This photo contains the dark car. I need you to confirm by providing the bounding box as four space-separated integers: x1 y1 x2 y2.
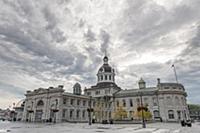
185 120 192 127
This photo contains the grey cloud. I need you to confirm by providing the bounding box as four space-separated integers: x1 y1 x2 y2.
100 30 110 53
0 81 25 96
84 28 96 42
118 0 200 53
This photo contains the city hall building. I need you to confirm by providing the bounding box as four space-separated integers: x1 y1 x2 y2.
22 55 190 123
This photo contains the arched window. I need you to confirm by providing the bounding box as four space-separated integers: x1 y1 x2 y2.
123 99 126 107
129 99 133 107
76 110 80 118
153 110 159 118
37 100 44 106
168 110 174 119
82 110 85 118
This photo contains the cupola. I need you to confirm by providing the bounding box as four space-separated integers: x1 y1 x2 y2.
73 83 82 95
138 78 146 89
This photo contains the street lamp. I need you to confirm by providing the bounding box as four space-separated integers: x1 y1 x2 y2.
138 78 146 128
87 96 93 125
139 92 146 128
155 90 162 122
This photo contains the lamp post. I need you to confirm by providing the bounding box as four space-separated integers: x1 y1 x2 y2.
139 92 146 128
138 78 146 128
155 90 162 122
87 96 93 125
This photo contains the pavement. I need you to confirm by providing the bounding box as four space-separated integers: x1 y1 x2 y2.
0 121 199 133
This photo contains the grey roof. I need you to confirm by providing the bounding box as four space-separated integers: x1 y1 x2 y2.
160 83 184 87
90 82 121 90
63 92 90 99
115 87 158 97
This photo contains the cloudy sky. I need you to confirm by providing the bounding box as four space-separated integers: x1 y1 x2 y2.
0 0 200 109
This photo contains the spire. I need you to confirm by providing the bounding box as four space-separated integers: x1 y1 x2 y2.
105 49 107 57
103 49 108 64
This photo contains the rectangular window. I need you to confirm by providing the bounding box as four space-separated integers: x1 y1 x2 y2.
168 110 174 119
82 110 85 118
87 92 91 96
63 98 67 104
105 75 107 80
123 99 126 107
76 110 80 118
70 110 73 118
95 91 100 95
109 75 111 80
83 100 86 106
70 99 74 105
62 109 66 117
129 99 133 107
169 114 174 119
77 100 80 106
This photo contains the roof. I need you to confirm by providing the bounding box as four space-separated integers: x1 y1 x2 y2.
98 64 113 73
115 87 158 97
90 82 121 90
63 92 91 99
160 83 184 87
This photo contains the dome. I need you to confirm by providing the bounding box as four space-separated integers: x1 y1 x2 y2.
97 55 115 84
103 56 108 62
98 64 113 73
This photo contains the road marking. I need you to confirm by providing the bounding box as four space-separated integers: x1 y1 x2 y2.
172 129 181 133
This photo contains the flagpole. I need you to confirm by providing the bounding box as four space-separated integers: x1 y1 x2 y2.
172 64 178 83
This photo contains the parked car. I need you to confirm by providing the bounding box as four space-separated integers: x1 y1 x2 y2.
185 120 192 127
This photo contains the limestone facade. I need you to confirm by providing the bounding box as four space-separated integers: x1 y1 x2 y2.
22 56 189 123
